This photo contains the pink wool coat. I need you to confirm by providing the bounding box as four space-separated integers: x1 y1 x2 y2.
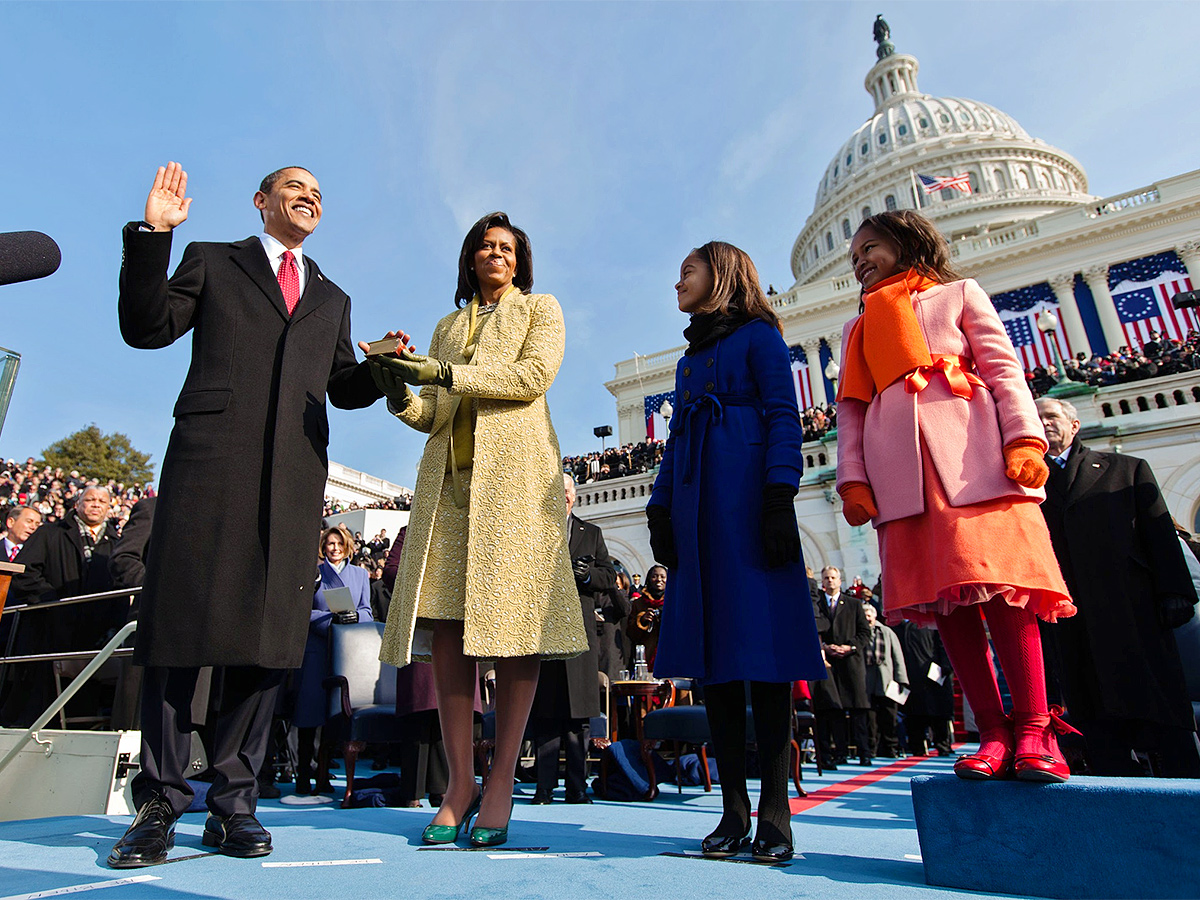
835 278 1045 525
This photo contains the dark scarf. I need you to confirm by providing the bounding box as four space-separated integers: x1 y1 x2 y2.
683 309 749 356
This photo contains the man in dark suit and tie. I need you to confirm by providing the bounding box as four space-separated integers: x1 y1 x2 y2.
108 163 383 867
816 565 872 765
1036 397 1199 777
2 505 42 561
529 475 616 803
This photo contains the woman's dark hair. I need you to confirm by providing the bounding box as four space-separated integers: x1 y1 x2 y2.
692 241 783 335
855 210 961 285
455 211 533 307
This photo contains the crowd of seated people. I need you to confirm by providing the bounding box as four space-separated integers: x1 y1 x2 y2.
801 404 837 441
1 458 152 533
322 492 412 516
1025 330 1200 397
562 441 665 483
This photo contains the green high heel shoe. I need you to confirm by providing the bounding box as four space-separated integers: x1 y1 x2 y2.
421 790 481 845
469 801 512 848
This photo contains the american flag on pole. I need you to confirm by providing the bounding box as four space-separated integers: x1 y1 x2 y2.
788 344 815 410
918 173 972 195
1109 251 1197 348
991 282 1071 370
643 390 675 441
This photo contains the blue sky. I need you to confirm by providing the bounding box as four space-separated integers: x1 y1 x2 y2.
2 1 1198 489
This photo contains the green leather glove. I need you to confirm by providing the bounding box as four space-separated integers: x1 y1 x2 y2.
373 348 453 388
367 356 413 403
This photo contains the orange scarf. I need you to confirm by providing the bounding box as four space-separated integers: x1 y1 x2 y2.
837 269 939 403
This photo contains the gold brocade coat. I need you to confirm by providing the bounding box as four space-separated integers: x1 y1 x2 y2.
379 291 587 666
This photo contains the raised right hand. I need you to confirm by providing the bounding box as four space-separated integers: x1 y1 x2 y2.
144 162 192 231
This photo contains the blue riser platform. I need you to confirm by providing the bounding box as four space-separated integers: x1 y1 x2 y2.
911 773 1200 899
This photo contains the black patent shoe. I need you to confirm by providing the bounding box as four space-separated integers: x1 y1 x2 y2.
751 834 794 864
530 791 553 805
564 792 592 804
700 830 751 858
108 795 178 868
202 813 273 858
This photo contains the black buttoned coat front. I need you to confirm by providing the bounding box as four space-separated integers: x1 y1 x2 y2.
118 226 380 668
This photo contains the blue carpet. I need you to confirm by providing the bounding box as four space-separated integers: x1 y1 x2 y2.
0 755 1058 900
911 773 1200 899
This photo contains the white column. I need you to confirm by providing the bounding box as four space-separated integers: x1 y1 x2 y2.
1082 264 1127 353
803 338 828 406
617 401 643 445
1048 272 1091 358
1177 241 1200 286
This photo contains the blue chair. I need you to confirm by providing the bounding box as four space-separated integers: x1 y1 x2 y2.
322 622 401 807
640 680 819 798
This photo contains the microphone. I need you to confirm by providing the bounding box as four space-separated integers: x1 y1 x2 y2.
0 232 62 286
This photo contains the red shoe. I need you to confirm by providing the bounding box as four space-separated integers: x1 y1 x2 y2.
1013 708 1078 783
954 715 1013 781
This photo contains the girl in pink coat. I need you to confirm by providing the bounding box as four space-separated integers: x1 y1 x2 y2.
835 210 1076 782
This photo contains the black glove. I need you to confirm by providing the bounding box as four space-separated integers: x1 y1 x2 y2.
333 610 359 625
572 556 592 584
761 482 800 568
1158 593 1196 629
645 504 678 569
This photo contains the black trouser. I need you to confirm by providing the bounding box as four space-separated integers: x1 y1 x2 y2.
396 709 449 802
532 716 590 797
133 665 284 818
868 696 900 756
1075 717 1200 778
904 714 953 756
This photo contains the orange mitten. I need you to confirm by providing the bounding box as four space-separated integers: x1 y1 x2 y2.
838 481 878 526
1004 437 1049 489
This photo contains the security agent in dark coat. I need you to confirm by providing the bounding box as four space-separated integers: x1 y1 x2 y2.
893 620 955 756
815 566 872 764
108 164 383 868
1036 398 1199 777
2 488 121 727
529 476 616 802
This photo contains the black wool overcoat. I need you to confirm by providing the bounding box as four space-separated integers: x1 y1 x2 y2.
117 226 380 668
532 514 616 720
1039 438 1197 729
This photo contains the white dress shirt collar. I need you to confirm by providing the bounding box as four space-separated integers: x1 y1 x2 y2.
258 233 307 295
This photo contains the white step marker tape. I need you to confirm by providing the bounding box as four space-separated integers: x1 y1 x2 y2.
262 858 383 868
1 875 161 900
489 851 603 860
904 854 922 860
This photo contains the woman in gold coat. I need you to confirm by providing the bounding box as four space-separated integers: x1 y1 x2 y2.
365 212 585 848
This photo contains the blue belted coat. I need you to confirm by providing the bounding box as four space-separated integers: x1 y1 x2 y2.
648 319 825 686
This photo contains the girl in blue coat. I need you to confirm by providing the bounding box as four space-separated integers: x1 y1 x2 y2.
646 241 825 863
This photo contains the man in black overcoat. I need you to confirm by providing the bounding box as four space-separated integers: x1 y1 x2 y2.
108 163 382 867
529 475 616 803
1036 398 1199 777
815 566 872 765
2 486 121 727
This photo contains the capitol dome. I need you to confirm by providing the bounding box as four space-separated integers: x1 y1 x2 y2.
792 26 1095 285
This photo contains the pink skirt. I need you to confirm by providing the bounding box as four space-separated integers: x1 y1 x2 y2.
879 441 1074 627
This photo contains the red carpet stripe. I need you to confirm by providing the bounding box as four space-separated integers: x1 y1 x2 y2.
789 755 932 814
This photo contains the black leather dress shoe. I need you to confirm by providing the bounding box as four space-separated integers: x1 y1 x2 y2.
257 782 282 800
564 793 593 804
530 791 553 805
700 830 750 858
202 813 273 858
108 795 177 868
751 837 794 863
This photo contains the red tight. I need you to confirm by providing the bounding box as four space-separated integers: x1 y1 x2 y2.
933 596 1048 727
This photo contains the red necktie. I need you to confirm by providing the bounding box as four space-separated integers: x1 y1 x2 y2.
8 545 18 561
278 250 300 315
